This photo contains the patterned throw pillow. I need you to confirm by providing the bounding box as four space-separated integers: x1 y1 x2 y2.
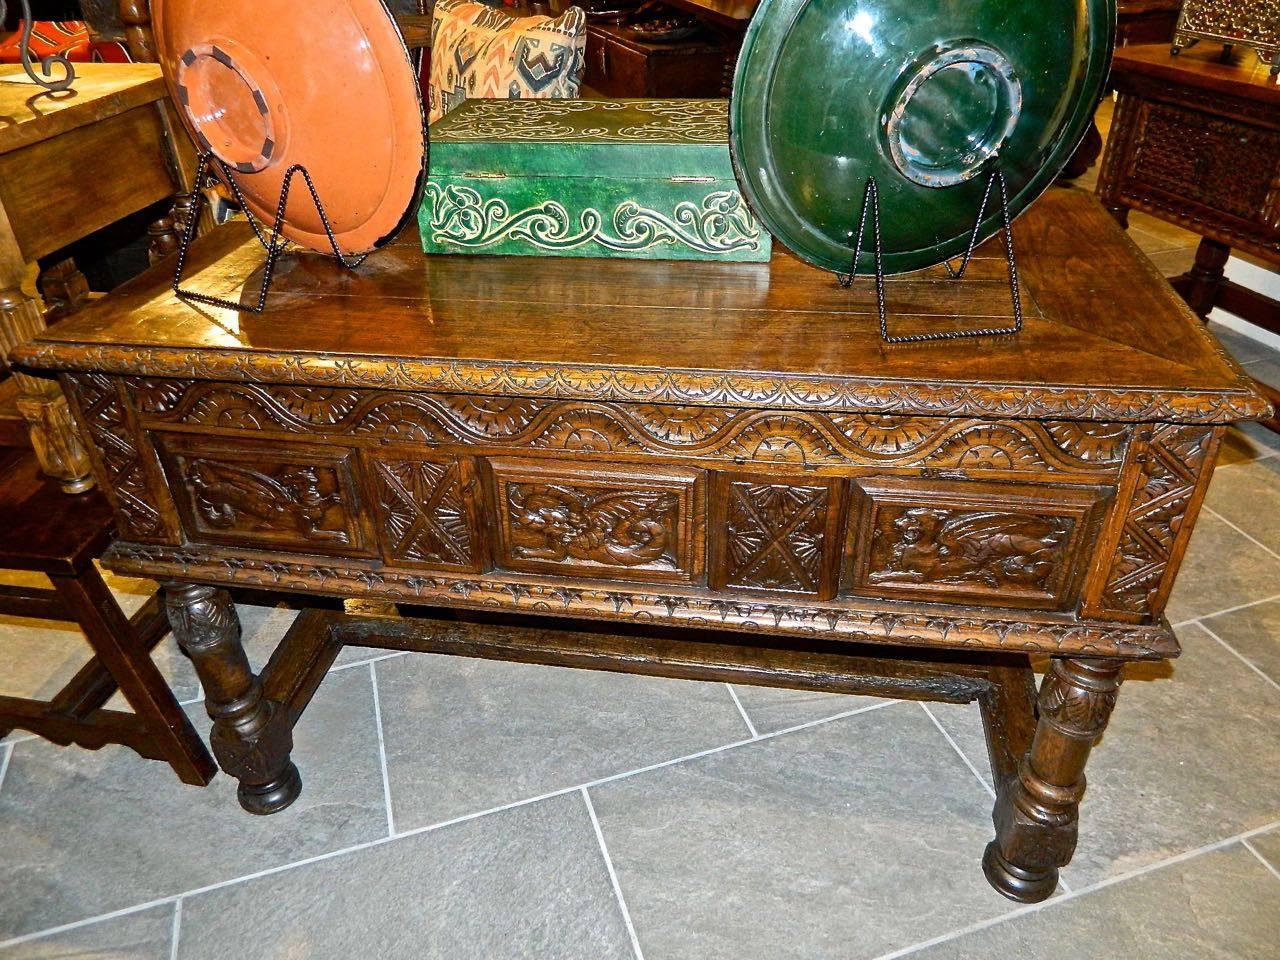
428 0 586 124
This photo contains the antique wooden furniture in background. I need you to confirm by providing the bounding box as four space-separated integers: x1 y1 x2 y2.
0 446 214 783
1061 0 1184 181
12 190 1268 903
1097 43 1280 429
583 19 727 98
0 62 197 491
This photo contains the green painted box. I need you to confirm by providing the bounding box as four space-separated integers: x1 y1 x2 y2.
419 98 771 262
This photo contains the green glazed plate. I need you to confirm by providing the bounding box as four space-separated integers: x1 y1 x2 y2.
730 0 1116 274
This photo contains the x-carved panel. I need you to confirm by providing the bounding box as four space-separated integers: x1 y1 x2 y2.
714 476 844 597
370 454 479 570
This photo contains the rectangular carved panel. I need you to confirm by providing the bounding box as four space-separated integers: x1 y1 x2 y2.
709 473 846 599
846 478 1109 610
367 450 484 571
156 434 375 556
65 373 178 543
490 458 703 583
1093 424 1219 620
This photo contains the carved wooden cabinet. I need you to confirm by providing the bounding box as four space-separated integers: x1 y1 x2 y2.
12 190 1268 905
1098 43 1280 338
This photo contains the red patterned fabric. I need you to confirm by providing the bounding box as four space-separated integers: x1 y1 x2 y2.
0 21 133 65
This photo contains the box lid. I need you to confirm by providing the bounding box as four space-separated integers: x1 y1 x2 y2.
428 98 737 180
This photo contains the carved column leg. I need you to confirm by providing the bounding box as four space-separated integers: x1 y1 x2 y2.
164 582 301 814
1182 237 1230 320
984 657 1124 903
0 286 94 492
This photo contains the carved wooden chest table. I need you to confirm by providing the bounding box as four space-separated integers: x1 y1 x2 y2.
11 190 1269 904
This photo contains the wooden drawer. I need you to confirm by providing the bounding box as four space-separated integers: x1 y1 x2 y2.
845 478 1110 610
155 433 376 557
1123 98 1280 228
489 457 704 583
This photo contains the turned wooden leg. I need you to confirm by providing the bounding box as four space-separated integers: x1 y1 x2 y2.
0 286 94 492
148 192 202 264
984 657 1123 903
1106 203 1130 229
164 582 301 814
1181 237 1230 320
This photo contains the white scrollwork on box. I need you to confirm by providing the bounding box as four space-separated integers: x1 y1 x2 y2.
426 182 765 253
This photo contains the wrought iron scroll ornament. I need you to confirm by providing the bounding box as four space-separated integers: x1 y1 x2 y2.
172 151 372 314
0 0 76 91
837 162 1024 345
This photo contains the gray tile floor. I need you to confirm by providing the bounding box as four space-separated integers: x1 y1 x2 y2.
2 108 1280 959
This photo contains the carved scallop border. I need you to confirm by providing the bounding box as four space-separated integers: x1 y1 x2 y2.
14 342 1269 425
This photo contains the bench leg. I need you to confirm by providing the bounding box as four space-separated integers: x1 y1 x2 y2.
984 657 1124 902
50 568 215 786
164 581 300 814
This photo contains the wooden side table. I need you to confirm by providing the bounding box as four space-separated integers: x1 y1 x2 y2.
0 446 215 784
1098 42 1280 428
0 63 197 493
11 190 1269 902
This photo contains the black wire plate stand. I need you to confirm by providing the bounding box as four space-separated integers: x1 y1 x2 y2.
837 164 1024 345
172 151 371 314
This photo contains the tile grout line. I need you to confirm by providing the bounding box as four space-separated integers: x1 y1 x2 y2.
0 698 907 951
917 703 995 802
1171 591 1280 630
869 820 1280 960
1202 505 1280 561
168 899 182 960
327 649 411 676
1242 839 1280 884
1197 621 1280 693
369 660 397 837
582 788 647 960
723 684 760 739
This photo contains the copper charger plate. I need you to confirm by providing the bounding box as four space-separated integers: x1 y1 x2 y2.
154 0 427 256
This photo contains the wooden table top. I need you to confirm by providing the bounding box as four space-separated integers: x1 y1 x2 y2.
0 63 166 154
12 189 1269 425
1113 43 1280 101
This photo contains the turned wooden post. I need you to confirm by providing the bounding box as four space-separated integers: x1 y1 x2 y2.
984 657 1124 902
1183 237 1231 320
164 582 302 814
117 0 158 63
0 285 94 492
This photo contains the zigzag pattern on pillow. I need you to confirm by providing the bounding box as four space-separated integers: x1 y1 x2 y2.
428 0 585 123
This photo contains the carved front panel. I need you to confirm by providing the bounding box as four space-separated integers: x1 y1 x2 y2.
156 434 375 556
367 451 483 571
125 379 1133 476
710 474 846 598
847 479 1108 609
490 459 703 582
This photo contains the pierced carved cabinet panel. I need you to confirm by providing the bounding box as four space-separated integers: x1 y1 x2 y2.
489 458 704 583
155 434 376 557
846 479 1110 610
